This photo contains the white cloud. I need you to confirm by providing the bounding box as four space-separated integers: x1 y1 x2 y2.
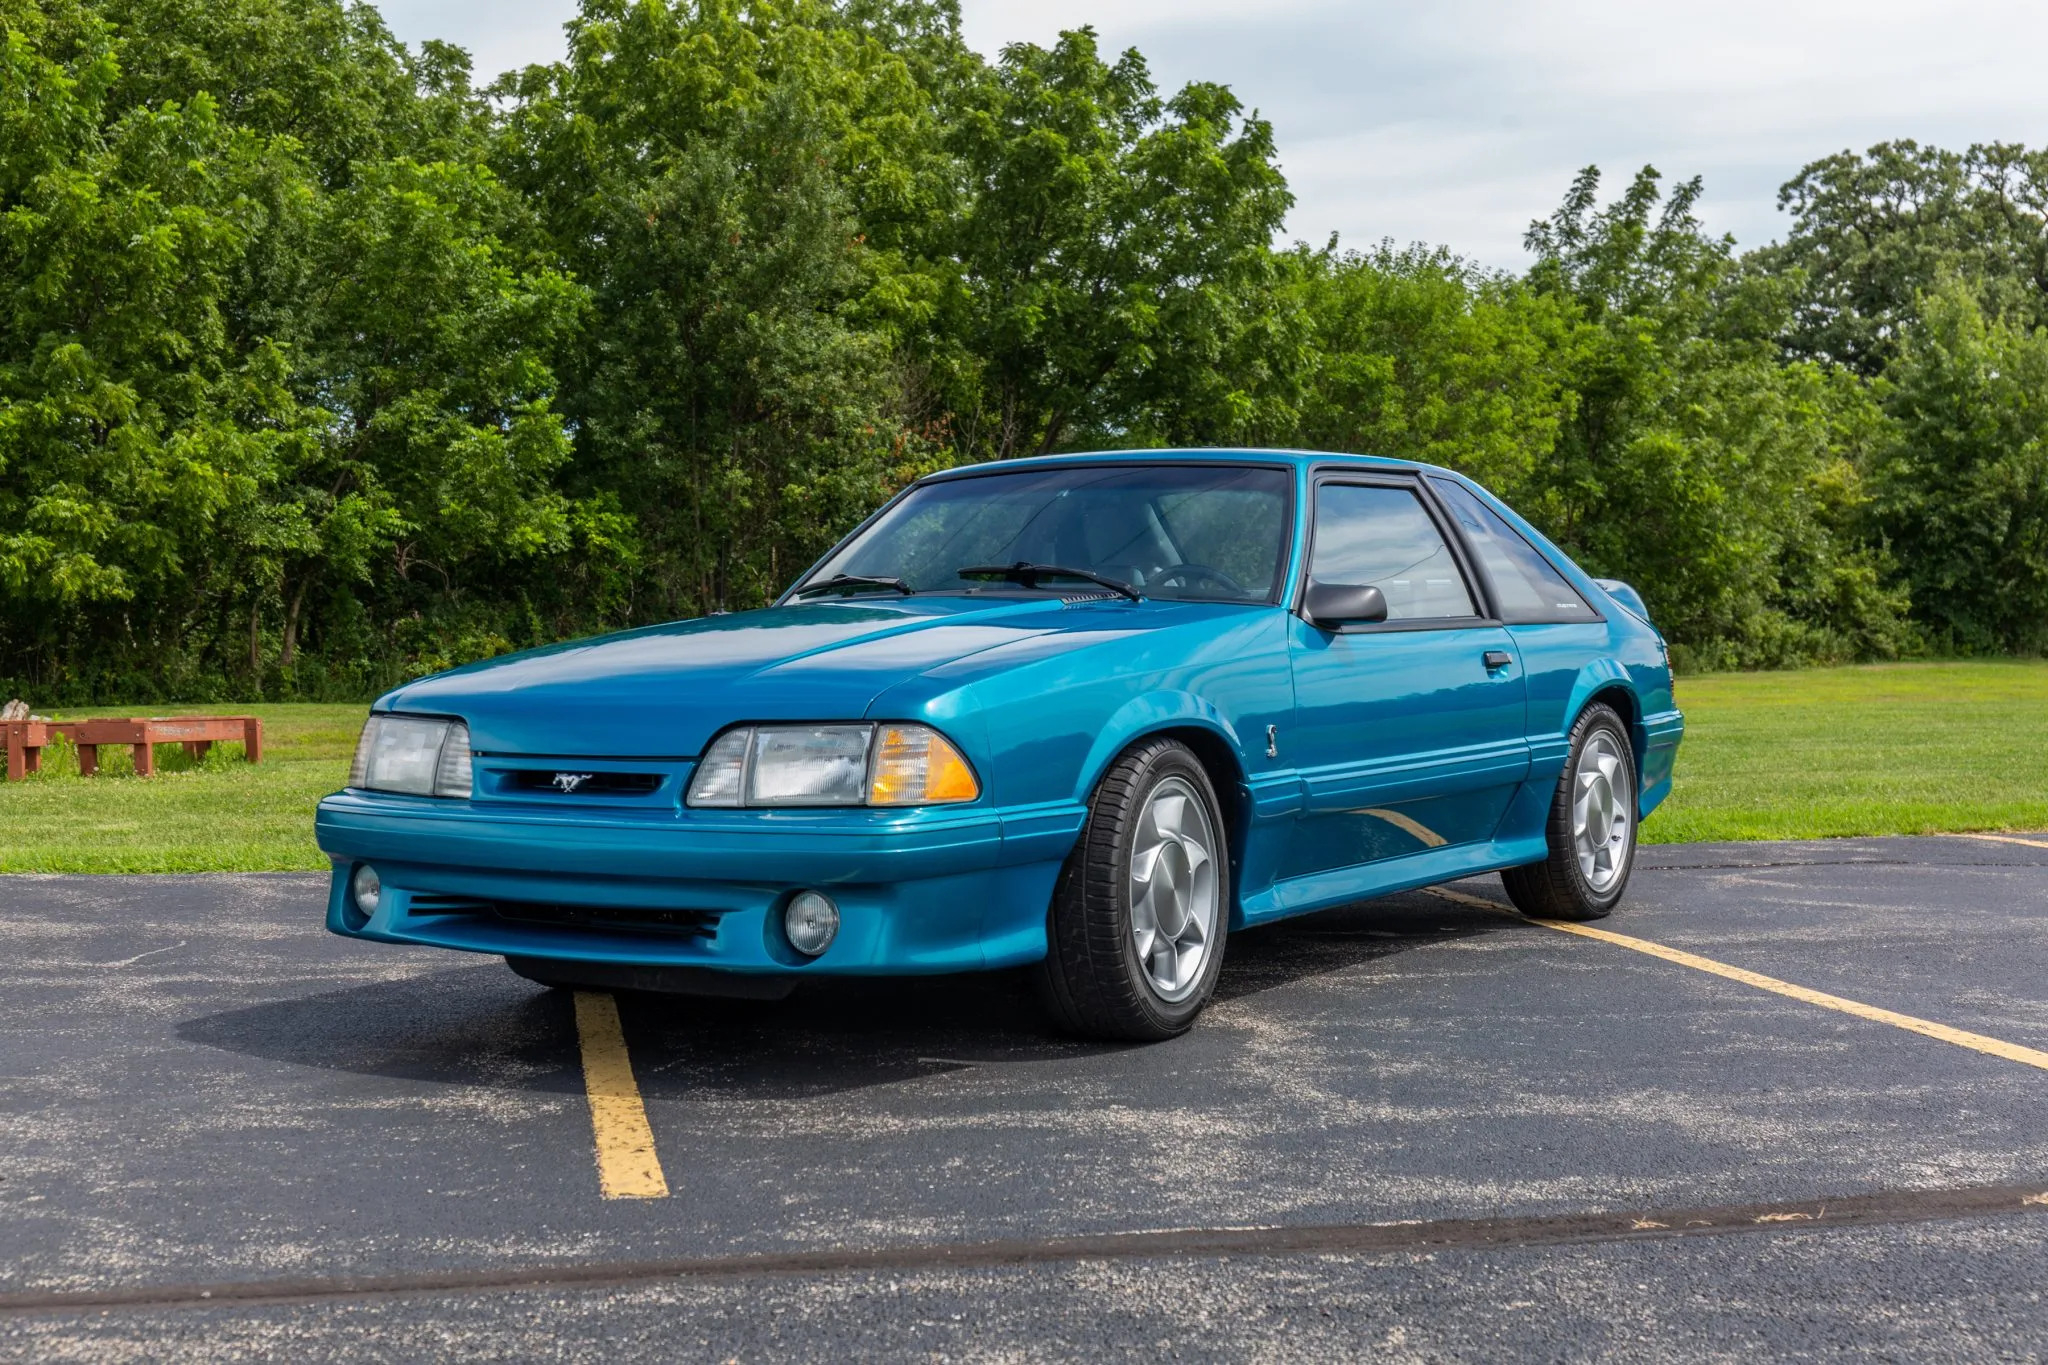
377 0 578 81
375 0 2048 267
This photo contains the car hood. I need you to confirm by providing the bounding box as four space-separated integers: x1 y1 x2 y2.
378 596 1147 758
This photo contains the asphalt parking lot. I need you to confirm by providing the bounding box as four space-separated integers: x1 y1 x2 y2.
4 833 2048 1361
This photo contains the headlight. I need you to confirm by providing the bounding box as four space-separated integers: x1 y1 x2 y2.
687 723 979 809
349 714 473 797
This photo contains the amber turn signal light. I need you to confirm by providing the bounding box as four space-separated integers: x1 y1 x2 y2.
868 724 980 806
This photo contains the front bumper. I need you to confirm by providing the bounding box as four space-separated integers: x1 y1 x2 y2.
315 791 1084 976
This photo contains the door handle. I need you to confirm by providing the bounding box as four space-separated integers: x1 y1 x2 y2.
1483 649 1513 671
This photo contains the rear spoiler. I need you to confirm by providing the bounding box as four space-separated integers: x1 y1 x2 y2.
1592 578 1652 626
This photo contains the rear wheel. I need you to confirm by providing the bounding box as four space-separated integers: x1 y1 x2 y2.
1035 738 1230 1041
1501 703 1637 921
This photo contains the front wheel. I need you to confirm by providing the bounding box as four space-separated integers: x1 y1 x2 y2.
1035 738 1230 1041
1502 703 1638 921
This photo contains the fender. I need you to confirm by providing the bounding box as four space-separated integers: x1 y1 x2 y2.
1561 658 1637 743
987 689 1258 880
1073 690 1251 805
1559 659 1667 815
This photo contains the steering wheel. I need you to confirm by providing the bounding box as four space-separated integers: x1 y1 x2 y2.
1153 563 1250 597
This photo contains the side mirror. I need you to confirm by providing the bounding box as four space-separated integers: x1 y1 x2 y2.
1303 580 1388 630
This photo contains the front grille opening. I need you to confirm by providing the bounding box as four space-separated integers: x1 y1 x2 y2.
503 770 664 797
492 902 720 940
409 893 492 915
408 894 720 941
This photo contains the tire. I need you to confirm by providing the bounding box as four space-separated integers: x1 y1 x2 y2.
1034 737 1231 1041
1501 703 1638 921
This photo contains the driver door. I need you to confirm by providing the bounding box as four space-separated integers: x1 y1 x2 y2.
1281 476 1530 878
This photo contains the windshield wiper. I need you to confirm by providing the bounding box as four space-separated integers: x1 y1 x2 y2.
790 574 915 599
955 562 1142 602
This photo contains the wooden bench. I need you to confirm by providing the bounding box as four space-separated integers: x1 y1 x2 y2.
3 716 263 780
2 721 54 780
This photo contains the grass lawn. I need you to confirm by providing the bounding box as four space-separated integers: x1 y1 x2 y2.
1648 660 2048 843
0 704 361 873
0 661 2042 871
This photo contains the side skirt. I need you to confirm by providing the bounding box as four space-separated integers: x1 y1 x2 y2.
1236 834 1549 928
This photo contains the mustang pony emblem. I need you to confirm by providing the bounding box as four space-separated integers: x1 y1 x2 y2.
549 772 596 794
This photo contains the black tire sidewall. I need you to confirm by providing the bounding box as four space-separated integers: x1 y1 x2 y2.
1555 706 1637 914
1102 744 1231 1033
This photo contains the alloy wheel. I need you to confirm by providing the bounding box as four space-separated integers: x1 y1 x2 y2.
1128 775 1220 1003
1573 728 1634 893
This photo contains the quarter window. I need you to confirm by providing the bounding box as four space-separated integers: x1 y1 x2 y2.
1428 478 1596 624
1309 484 1476 620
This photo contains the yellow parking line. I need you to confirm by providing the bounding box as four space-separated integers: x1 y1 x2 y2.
1955 832 2048 851
1425 886 2048 1074
573 991 670 1199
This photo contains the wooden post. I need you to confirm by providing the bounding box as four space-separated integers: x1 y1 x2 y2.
77 743 98 777
132 740 154 777
242 717 263 764
183 740 212 762
4 724 21 782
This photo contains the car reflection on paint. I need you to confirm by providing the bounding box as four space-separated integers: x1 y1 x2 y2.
317 450 1683 1040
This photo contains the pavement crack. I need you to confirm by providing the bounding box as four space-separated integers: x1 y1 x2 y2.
4 1181 2045 1319
94 941 189 968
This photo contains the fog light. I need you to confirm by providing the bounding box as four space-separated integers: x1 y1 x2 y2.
351 863 383 917
784 891 839 957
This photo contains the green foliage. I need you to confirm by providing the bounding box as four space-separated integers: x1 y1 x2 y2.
1875 281 2048 653
2 0 2046 700
1764 140 2048 375
492 0 952 618
1285 242 1575 496
939 28 1298 455
1517 166 1909 667
0 0 602 697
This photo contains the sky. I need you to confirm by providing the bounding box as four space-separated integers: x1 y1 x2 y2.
377 0 2048 270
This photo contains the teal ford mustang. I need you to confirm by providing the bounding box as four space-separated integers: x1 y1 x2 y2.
317 450 1683 1039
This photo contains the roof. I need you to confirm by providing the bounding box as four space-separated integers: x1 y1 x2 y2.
920 448 1445 482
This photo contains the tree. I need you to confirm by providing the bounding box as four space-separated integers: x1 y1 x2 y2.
1285 241 1576 498
1876 280 2048 653
0 0 604 695
1522 166 1906 665
97 0 476 187
1765 140 2048 375
940 27 1297 458
493 0 955 620
264 155 593 680
0 2 303 688
11 0 2048 697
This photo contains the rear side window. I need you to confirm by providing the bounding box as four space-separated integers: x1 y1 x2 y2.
1309 484 1476 620
1429 478 1597 624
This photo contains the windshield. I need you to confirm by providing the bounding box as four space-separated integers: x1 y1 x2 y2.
799 465 1294 603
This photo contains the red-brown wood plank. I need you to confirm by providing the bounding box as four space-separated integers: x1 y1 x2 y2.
14 717 265 778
